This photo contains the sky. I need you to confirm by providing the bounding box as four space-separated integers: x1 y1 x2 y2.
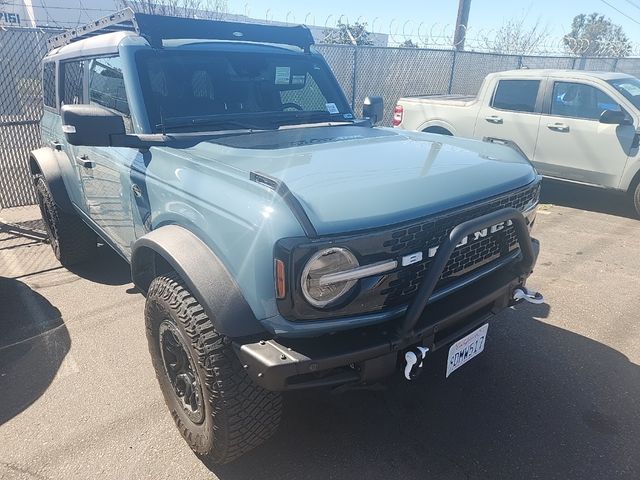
226 0 640 45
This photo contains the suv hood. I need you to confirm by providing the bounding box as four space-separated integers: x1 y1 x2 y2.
191 126 537 235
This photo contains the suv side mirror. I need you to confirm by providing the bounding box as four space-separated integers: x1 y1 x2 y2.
600 109 633 126
362 96 384 125
61 104 125 146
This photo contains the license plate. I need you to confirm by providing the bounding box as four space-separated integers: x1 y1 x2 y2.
446 324 489 378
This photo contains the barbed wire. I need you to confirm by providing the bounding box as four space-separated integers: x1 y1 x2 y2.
2 1 640 57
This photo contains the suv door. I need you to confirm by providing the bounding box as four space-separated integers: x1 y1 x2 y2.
534 79 636 187
76 56 138 255
473 78 543 161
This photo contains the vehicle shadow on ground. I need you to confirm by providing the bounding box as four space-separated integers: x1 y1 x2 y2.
0 277 70 426
208 302 640 480
66 245 132 286
540 178 637 220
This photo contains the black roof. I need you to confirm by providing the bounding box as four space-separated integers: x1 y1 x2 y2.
47 8 315 53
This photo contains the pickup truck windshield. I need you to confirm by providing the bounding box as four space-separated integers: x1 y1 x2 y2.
136 50 353 132
608 77 640 110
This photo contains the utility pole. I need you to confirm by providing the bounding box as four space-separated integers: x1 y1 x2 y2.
453 0 472 51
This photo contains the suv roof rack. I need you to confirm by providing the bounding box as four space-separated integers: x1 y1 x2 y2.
47 8 315 52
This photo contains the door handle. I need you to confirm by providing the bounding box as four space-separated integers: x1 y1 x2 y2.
76 154 94 169
547 123 570 132
485 115 503 124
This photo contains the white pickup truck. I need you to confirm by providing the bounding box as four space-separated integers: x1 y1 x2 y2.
394 69 640 216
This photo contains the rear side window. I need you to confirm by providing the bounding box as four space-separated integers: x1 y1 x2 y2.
492 80 540 113
88 57 130 116
62 60 85 105
43 62 56 108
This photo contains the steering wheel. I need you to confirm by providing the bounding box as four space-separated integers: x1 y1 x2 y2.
281 102 304 111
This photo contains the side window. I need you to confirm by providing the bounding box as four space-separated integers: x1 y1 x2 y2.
62 60 85 105
491 80 540 113
43 62 56 108
280 74 326 111
551 82 621 120
88 57 130 116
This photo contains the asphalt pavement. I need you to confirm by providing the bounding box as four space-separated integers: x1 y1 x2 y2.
1 180 639 480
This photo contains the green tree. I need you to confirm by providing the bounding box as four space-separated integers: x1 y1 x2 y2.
399 39 420 48
564 13 631 57
323 21 373 46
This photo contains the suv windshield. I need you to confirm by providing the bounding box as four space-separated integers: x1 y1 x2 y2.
607 77 640 110
136 49 353 133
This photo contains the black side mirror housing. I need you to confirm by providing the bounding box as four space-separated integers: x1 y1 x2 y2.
61 104 126 146
600 109 633 126
362 96 384 125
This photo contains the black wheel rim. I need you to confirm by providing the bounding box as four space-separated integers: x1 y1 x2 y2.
159 321 205 425
37 187 59 254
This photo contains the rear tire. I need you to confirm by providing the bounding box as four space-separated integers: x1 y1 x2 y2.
34 174 96 266
423 127 453 136
145 273 282 464
633 181 640 218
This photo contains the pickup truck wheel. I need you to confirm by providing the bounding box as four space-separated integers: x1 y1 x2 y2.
145 273 282 464
633 182 640 218
34 174 96 266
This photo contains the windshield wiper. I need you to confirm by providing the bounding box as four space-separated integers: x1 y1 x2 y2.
158 117 279 132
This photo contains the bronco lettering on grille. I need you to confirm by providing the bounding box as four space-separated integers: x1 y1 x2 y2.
424 220 514 259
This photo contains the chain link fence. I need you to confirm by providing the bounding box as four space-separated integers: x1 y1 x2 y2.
2 26 640 209
0 27 59 210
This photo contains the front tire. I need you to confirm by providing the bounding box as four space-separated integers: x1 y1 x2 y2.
34 174 96 266
145 273 282 464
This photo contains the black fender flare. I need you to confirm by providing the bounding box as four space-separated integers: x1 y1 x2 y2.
28 147 74 213
131 225 264 338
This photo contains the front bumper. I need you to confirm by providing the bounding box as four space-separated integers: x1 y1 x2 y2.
235 208 540 391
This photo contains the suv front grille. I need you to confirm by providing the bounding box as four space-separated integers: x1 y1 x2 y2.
277 181 540 321
378 184 539 307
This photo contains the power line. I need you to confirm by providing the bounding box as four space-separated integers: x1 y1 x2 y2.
622 0 640 11
599 0 640 25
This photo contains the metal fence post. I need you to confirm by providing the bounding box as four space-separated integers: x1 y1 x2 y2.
613 57 619 72
447 50 457 94
351 45 358 110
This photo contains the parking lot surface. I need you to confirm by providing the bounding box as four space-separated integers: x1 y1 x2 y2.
1 181 639 480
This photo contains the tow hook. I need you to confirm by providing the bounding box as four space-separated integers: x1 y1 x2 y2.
404 346 430 380
513 286 544 305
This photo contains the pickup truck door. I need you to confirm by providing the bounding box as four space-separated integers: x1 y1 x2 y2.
76 56 137 256
534 79 636 188
473 78 543 161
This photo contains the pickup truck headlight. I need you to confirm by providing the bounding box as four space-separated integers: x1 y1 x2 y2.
301 247 359 308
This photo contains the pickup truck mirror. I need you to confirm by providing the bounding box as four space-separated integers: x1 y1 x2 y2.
363 96 384 125
600 109 633 126
61 104 126 146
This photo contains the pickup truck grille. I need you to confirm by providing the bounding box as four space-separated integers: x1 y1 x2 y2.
379 183 539 307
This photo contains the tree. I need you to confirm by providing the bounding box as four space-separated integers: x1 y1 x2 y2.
478 17 550 55
399 39 420 49
563 13 631 57
117 0 228 20
323 21 374 46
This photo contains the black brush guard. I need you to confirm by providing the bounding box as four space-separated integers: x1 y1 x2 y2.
234 208 538 391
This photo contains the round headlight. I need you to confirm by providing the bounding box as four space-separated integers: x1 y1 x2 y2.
301 247 359 308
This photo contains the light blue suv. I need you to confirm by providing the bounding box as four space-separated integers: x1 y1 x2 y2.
32 10 542 463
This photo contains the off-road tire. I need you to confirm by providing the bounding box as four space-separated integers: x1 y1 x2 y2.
145 273 282 464
633 181 640 218
34 174 97 266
